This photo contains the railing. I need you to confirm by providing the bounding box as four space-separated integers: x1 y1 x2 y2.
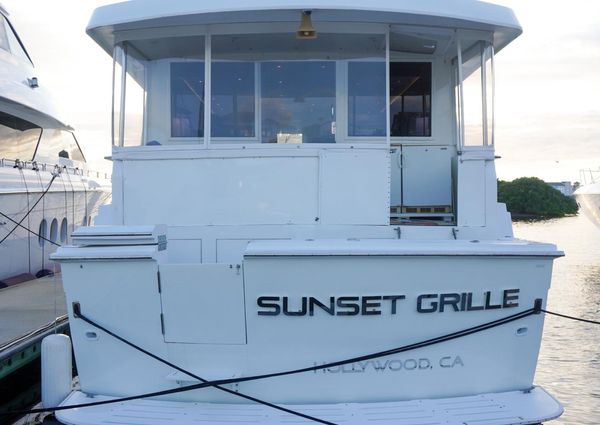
0 157 110 180
579 168 600 186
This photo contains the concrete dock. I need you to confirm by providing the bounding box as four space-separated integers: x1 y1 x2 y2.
0 275 67 379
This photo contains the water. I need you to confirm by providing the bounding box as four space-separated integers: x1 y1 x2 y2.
514 214 600 424
5 215 599 425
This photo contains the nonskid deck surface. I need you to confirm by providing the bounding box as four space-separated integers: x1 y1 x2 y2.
57 387 562 425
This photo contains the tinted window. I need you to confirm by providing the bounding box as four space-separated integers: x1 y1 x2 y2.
35 129 85 162
211 62 255 137
0 111 41 160
171 62 204 137
261 61 335 144
390 62 431 137
348 61 386 137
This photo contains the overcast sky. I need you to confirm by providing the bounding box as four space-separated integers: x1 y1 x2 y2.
3 0 600 182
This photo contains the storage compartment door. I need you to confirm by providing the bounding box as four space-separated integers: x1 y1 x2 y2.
159 264 246 344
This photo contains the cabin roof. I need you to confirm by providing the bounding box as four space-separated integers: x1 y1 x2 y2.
87 0 522 55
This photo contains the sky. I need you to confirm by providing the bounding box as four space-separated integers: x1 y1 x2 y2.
2 0 600 182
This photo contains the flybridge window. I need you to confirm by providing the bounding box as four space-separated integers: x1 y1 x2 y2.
348 61 386 137
456 41 494 147
209 32 385 144
261 61 335 144
171 62 205 137
114 33 389 146
35 129 85 162
112 37 205 146
211 61 254 138
390 63 431 137
0 111 41 160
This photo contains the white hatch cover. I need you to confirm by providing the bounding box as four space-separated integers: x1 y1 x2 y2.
57 386 562 425
70 224 167 247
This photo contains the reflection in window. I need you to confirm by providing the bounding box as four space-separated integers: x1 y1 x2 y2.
171 62 205 137
123 48 146 147
0 112 41 160
462 44 484 146
261 62 335 144
211 62 255 137
348 62 386 137
390 62 431 137
35 129 85 162
113 45 124 147
0 15 9 51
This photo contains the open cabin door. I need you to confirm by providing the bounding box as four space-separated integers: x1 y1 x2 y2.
390 145 454 222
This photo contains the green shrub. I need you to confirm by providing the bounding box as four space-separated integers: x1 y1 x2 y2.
498 177 578 218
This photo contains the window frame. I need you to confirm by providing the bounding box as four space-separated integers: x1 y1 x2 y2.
205 24 389 147
388 55 435 144
114 22 399 149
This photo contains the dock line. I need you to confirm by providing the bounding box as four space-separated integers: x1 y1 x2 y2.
3 304 597 421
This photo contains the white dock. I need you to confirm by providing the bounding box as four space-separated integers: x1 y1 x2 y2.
0 275 67 378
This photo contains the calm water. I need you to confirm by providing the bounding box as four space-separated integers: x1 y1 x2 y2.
514 214 600 424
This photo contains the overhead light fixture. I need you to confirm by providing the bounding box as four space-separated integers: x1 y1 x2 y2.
297 10 317 39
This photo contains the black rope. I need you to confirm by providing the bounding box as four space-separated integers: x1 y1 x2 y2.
69 305 335 425
0 172 58 246
4 305 597 420
1 304 541 420
0 211 60 247
541 308 600 325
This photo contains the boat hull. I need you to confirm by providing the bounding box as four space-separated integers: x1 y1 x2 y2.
56 238 559 405
0 165 111 281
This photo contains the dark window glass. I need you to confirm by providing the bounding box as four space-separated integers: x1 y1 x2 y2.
261 61 335 144
35 129 85 162
171 62 205 137
0 111 41 160
211 62 255 137
38 219 47 247
348 61 386 137
50 218 58 243
390 62 431 137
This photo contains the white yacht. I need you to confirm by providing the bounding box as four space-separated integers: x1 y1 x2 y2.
50 1 565 424
574 169 600 228
0 5 111 284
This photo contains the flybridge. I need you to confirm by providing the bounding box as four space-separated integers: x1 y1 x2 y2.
256 289 520 316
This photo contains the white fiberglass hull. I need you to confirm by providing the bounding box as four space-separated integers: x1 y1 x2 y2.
53 236 561 425
574 183 600 229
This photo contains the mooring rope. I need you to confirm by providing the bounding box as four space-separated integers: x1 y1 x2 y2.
2 302 598 423
1 302 542 422
0 211 60 247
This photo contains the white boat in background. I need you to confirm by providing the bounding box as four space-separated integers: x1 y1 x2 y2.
49 1 564 424
0 5 111 284
574 168 600 228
